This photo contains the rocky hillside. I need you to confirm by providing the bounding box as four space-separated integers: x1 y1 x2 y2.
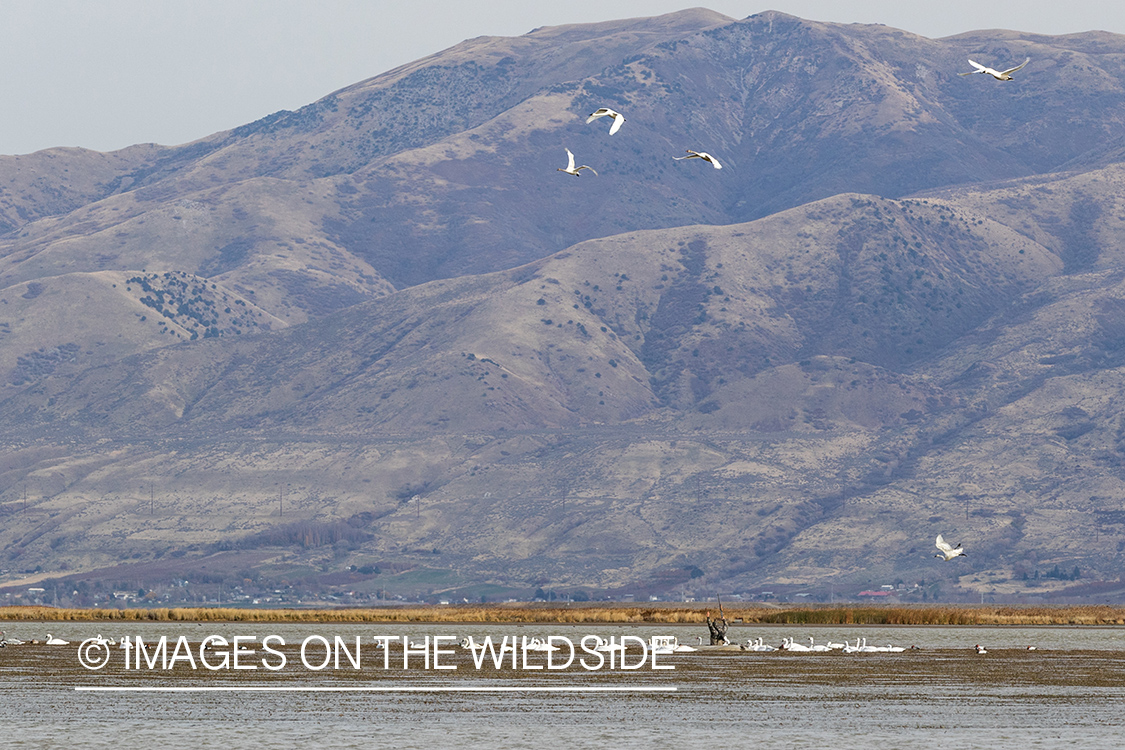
2 10 1125 602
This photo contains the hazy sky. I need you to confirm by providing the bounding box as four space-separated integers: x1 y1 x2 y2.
2 1 1122 156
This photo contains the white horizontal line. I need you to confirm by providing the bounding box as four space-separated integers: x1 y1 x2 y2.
74 685 677 693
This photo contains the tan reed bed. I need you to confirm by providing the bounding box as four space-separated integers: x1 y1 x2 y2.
2 604 1125 625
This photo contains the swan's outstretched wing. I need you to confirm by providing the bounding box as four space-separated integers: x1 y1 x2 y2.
935 534 956 554
564 148 576 171
608 112 625 135
1000 58 1030 76
960 59 987 76
579 165 598 176
586 107 612 124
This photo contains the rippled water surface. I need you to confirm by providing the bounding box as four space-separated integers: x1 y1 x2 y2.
2 623 1123 749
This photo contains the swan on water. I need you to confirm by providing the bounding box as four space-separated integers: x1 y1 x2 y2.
935 534 966 561
45 634 69 645
742 637 773 652
672 149 722 169
651 636 697 653
590 636 625 653
557 148 597 177
959 58 1029 81
586 107 626 135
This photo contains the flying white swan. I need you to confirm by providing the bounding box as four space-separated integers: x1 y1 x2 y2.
672 149 722 169
959 58 1030 81
586 107 626 135
557 148 597 177
935 534 966 561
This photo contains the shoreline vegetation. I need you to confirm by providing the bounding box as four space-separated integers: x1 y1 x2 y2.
2 604 1125 626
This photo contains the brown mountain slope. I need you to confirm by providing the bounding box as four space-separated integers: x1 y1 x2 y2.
4 12 1125 598
0 190 1059 435
0 270 283 388
5 12 1125 294
1 11 1123 406
0 145 166 234
317 14 1125 286
3 180 1114 594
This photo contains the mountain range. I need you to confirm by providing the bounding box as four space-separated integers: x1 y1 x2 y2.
3 8 1125 603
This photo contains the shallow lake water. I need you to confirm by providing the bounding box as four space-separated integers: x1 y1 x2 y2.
2 622 1123 748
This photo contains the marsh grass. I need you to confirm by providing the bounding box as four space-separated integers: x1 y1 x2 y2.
2 604 1124 625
